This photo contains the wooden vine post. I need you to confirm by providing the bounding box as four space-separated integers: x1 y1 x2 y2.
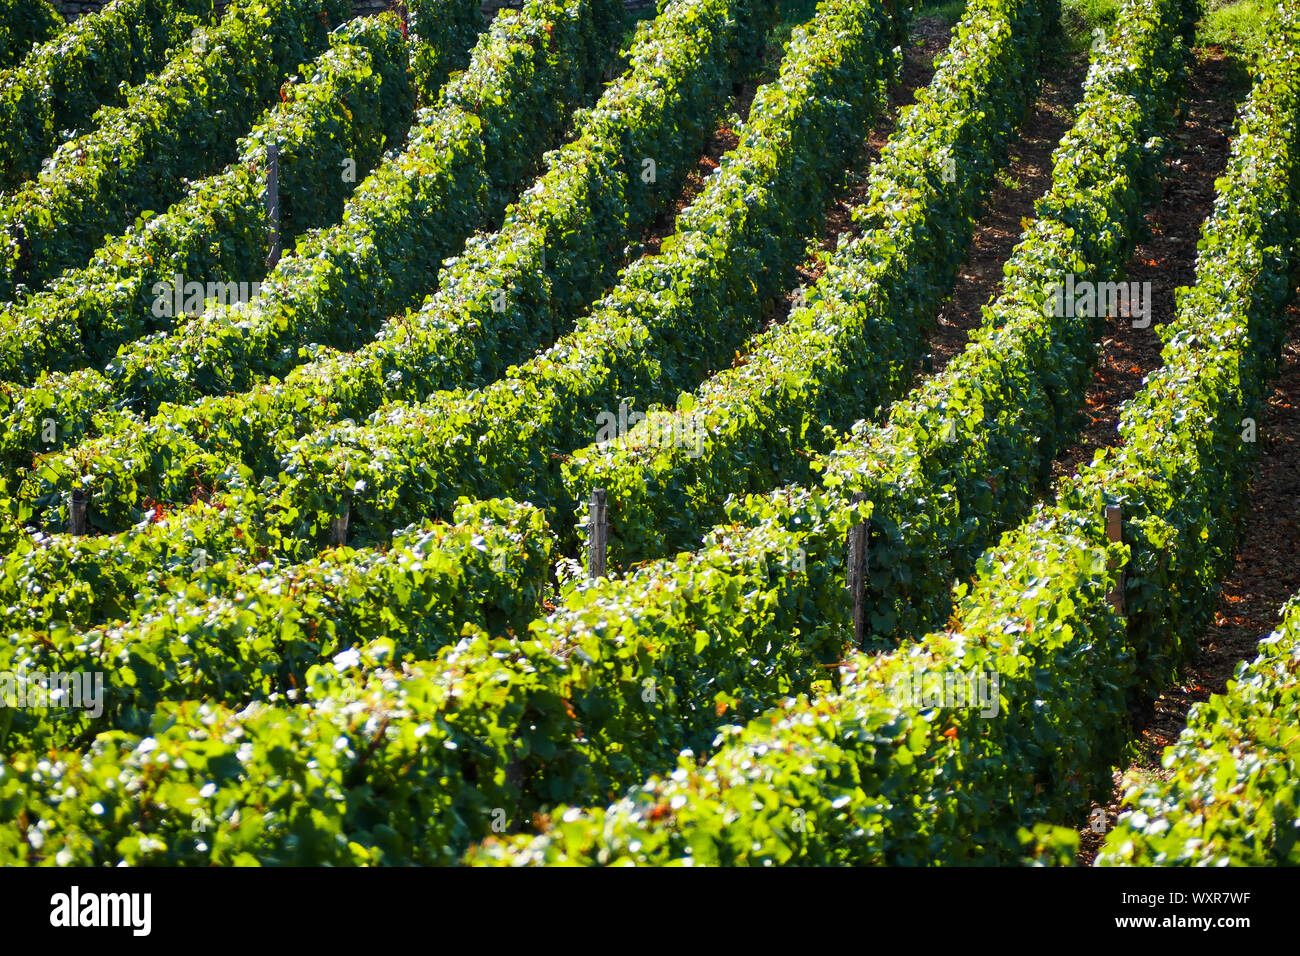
1106 503 1125 615
330 509 350 547
588 489 608 579
847 490 869 648
266 141 281 268
68 488 88 536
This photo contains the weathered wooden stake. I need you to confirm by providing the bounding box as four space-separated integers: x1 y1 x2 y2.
1106 503 1125 615
266 142 281 269
588 488 608 579
69 488 88 536
330 509 350 547
847 491 868 648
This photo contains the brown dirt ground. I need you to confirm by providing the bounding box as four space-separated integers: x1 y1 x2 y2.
1052 54 1241 482
639 90 752 257
924 49 1090 379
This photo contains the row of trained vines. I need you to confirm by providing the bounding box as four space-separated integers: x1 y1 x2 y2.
0 0 1296 870
465 0 1300 864
0 0 218 191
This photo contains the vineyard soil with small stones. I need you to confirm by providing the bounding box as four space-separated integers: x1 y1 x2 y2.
0 0 1296 869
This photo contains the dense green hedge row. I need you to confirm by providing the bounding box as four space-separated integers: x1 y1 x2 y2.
260 0 906 547
462 0 1300 865
0 0 621 521
1096 594 1300 865
0 11 422 387
0 0 62 68
406 0 484 103
466 521 1122 866
9 0 778 512
450 0 1195 863
561 0 1052 566
15 0 898 539
0 0 217 192
0 0 771 633
745 0 1190 647
0 492 287 635
0 497 551 752
1 0 1291 872
0 0 910 865
0 0 353 302
276 0 1175 588
1047 7 1300 706
0 499 855 864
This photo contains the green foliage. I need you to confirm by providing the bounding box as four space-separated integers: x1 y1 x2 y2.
562 0 1053 566
466 0 1300 865
0 0 216 191
1053 0 1300 698
1197 0 1269 58
0 12 419 386
0 498 552 753
0 490 286 635
0 0 353 301
1096 597 1300 865
785 0 1191 648
405 0 485 103
1060 0 1124 45
5 0 779 521
0 0 620 533
267 0 907 547
2 0 1296 872
0 0 62 68
9 0 898 541
0 0 911 865
467 524 1126 865
0 0 776 646
0 497 852 864
559 0 1190 674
